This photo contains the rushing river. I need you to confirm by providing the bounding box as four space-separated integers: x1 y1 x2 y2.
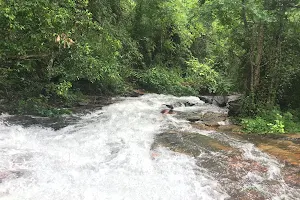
0 94 299 200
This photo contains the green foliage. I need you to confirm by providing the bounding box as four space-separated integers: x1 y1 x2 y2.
241 108 300 134
185 58 219 93
267 114 285 134
132 0 204 67
138 66 197 96
242 117 270 134
242 116 285 134
282 111 300 133
0 0 132 113
213 75 234 95
55 81 72 98
16 97 71 117
0 0 300 120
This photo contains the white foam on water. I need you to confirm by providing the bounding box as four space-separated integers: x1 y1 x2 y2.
195 132 300 200
0 94 228 200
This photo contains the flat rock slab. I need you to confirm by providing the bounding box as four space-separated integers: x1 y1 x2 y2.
152 131 234 157
176 111 228 125
3 96 117 130
227 133 300 187
4 115 81 130
238 134 300 166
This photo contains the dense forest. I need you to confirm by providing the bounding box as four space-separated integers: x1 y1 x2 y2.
0 0 300 133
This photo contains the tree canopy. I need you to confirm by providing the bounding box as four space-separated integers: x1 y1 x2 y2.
1 0 300 120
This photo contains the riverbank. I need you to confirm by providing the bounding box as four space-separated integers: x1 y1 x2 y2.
178 105 300 167
173 106 300 189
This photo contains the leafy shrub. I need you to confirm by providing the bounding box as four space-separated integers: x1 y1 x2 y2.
16 97 71 117
137 59 228 96
282 111 300 133
241 108 300 134
138 66 197 96
267 114 285 133
241 117 270 134
213 75 234 95
185 58 219 93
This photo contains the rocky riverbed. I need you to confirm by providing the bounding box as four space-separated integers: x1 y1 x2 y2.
153 101 300 196
1 94 299 199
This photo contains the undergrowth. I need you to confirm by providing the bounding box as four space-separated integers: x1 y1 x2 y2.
241 109 300 134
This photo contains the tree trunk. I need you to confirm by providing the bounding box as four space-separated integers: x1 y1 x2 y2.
248 23 264 95
253 24 264 90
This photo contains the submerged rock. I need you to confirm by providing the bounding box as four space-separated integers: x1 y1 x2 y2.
0 170 25 183
217 125 241 133
4 115 80 130
226 133 300 188
177 111 228 127
238 134 300 167
2 96 116 130
152 131 233 157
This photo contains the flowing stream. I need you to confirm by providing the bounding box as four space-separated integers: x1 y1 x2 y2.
0 94 299 200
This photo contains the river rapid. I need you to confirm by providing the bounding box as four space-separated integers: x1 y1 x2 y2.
0 94 299 200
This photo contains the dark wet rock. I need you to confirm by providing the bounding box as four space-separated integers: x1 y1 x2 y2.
127 89 145 97
177 111 228 126
200 153 269 179
191 123 216 131
282 166 300 187
196 152 282 200
217 125 241 133
0 170 25 183
199 94 242 116
77 101 89 106
160 109 175 114
226 155 268 173
199 95 229 107
4 115 81 130
3 96 116 130
184 102 195 107
237 133 300 166
279 134 300 144
226 94 243 116
228 99 242 116
152 131 233 157
164 101 196 109
193 123 241 133
233 189 266 200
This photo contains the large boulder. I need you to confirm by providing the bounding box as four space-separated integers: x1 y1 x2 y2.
227 95 242 116
199 95 228 107
128 89 145 97
199 94 242 116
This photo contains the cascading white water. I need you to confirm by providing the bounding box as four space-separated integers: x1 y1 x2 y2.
0 94 299 200
0 94 228 200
